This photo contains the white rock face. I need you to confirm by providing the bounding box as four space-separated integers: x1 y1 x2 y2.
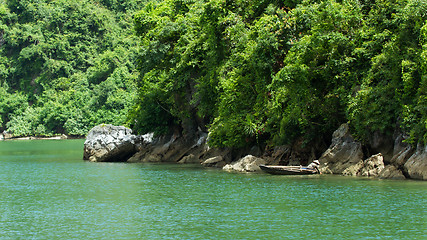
342 153 385 177
223 155 266 172
83 124 141 162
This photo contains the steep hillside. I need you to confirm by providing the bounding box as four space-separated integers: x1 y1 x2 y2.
0 0 146 136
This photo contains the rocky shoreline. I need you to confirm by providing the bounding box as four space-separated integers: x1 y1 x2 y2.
0 132 80 141
83 124 427 181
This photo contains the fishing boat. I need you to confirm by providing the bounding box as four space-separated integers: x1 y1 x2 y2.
259 165 319 175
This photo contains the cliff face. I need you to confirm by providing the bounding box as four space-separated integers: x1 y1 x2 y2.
318 124 426 180
318 124 365 175
83 124 426 180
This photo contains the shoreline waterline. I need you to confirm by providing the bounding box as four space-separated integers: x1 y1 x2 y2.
0 134 84 141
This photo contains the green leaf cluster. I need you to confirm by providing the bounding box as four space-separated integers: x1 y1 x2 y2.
132 0 426 147
0 0 142 136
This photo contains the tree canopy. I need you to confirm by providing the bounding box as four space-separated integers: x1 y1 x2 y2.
131 0 426 147
0 0 144 136
1 0 425 149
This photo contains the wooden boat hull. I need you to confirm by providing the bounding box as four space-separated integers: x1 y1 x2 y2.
259 165 318 175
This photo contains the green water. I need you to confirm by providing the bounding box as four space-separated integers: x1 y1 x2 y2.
0 140 426 239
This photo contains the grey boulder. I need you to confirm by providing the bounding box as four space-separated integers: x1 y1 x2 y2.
83 124 141 162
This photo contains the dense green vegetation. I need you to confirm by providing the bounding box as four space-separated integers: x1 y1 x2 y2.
130 0 426 148
0 0 144 136
1 0 425 149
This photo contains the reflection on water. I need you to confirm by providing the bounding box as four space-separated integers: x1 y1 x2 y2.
0 140 426 239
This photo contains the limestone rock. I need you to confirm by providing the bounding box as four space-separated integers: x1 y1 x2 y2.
359 154 385 177
318 123 426 180
319 123 364 174
127 149 162 163
200 147 232 167
178 154 199 164
393 133 411 157
390 145 414 166
404 144 427 180
342 153 385 177
83 124 141 162
127 131 210 163
379 165 406 180
201 156 225 168
342 160 364 176
223 155 266 172
2 131 12 139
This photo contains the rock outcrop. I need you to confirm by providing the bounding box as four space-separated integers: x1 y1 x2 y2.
202 156 225 168
178 154 199 164
223 155 266 172
83 123 426 180
379 165 406 180
404 144 427 180
318 123 427 180
319 124 364 174
1 131 13 140
198 147 231 168
128 131 214 164
342 153 385 177
83 124 141 162
318 124 391 178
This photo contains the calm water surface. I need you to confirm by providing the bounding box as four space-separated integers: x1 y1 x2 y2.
0 140 426 239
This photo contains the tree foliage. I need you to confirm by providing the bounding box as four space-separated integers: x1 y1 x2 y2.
132 0 427 147
0 0 141 136
2 0 425 148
